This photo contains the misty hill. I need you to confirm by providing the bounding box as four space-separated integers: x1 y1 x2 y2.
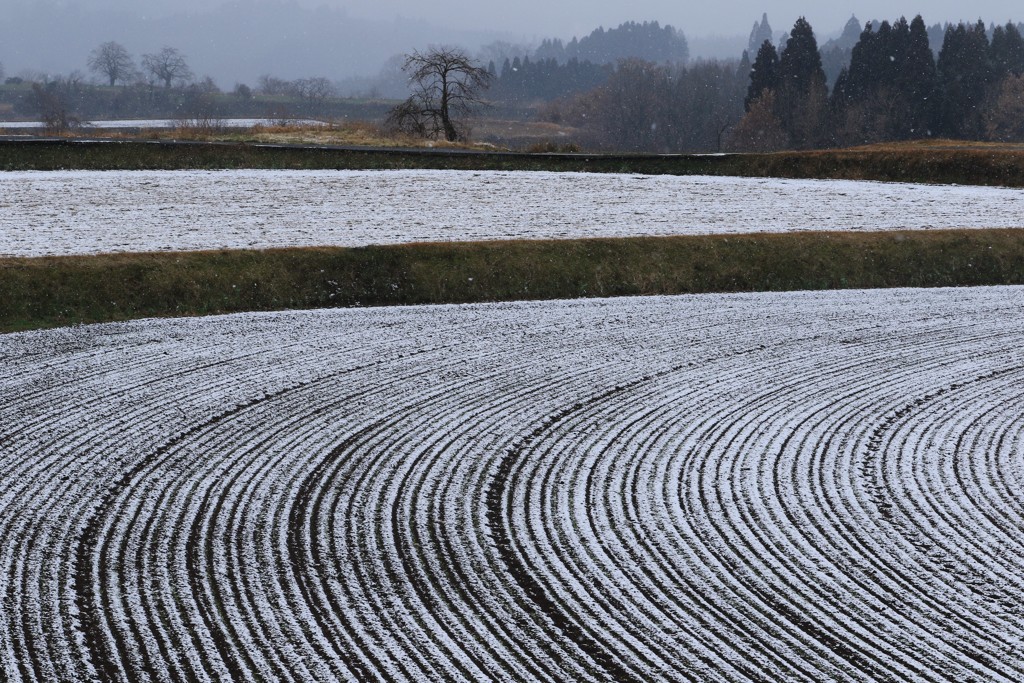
534 21 689 66
1 0 511 87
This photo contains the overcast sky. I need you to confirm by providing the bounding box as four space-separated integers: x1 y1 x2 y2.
338 0 1019 36
68 0 1022 37
4 0 1021 86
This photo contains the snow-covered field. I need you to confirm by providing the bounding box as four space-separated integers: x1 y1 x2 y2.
0 118 323 129
2 286 1023 681
2 169 1023 257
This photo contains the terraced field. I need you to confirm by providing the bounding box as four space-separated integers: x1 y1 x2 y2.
2 286 1023 681
4 170 1024 257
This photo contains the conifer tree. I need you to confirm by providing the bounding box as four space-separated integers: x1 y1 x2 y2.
899 15 939 137
831 16 939 143
990 22 1024 77
736 51 751 80
937 21 994 138
745 40 779 111
775 17 828 147
747 14 774 56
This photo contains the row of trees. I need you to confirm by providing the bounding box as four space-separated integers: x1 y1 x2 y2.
86 42 193 88
488 57 611 103
533 21 690 66
544 59 747 152
739 16 1024 149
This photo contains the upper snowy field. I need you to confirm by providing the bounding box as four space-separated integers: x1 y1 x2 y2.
3 169 1023 257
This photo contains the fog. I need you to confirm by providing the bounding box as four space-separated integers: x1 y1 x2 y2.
1 0 1018 88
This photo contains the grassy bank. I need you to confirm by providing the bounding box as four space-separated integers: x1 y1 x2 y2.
3 139 1024 186
3 229 1023 333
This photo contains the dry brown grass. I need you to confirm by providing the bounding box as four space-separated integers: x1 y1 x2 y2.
50 120 509 151
5 229 1024 332
845 139 1024 153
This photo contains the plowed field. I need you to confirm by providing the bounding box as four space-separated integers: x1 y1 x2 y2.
2 287 1023 681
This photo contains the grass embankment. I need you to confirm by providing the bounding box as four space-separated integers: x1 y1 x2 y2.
3 229 1023 333
3 138 1024 186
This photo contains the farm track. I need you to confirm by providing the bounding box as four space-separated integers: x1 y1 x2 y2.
1 287 1024 681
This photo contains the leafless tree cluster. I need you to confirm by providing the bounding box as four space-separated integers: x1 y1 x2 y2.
256 75 337 102
550 59 746 153
387 47 492 142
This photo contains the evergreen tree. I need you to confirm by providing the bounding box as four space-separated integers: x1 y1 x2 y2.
736 50 751 80
937 21 995 138
748 14 774 55
836 16 864 50
831 16 938 143
776 17 828 147
899 15 939 137
745 40 779 111
990 22 1024 77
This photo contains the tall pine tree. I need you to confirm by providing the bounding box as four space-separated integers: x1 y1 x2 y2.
937 21 994 138
745 40 779 111
831 16 938 143
898 15 939 138
775 17 828 148
990 22 1024 77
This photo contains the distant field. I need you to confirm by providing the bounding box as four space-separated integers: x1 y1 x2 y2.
4 170 1024 258
3 287 1024 681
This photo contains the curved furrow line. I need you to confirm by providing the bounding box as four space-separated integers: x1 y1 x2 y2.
413 344 721 679
962 397 1024 555
854 381 1024 677
873 371 1024 662
307 360 602 679
73 348 385 683
564 378 790 681
804 341 1024 677
651 319 995 679
599 354 913 679
493 374 697 681
533 381 758 680
816 367 1024 674
520 332 842 680
180 359 454 680
907 373 1024 599
0 324 335 681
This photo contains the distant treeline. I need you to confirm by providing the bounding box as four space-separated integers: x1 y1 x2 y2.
489 15 1024 152
532 21 689 66
485 21 687 104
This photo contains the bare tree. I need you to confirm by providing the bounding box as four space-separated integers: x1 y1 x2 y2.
87 41 135 86
142 46 193 88
32 81 81 133
387 47 492 142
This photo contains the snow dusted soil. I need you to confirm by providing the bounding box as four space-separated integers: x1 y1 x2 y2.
2 286 1024 681
3 169 1024 257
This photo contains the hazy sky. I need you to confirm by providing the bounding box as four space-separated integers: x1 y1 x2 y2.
337 0 1018 36
4 0 1021 86
70 0 1022 37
